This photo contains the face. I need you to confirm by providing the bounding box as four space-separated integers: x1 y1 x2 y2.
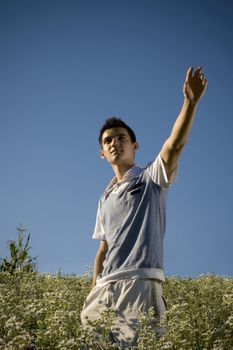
100 127 138 166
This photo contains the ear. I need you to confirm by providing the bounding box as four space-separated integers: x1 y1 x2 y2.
100 149 105 159
133 142 139 152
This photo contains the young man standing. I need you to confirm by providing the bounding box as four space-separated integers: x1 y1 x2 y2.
81 66 207 347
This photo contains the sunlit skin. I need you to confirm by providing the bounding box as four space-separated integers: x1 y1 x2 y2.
100 127 139 182
160 66 208 178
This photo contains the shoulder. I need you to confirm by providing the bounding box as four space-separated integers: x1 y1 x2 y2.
146 154 177 189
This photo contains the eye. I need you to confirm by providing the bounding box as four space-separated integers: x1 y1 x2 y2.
104 137 112 144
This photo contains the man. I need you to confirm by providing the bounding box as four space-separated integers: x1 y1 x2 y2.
81 66 208 347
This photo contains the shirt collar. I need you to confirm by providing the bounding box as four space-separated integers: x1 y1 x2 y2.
103 164 144 197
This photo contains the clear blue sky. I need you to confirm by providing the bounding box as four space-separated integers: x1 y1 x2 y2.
1 0 232 278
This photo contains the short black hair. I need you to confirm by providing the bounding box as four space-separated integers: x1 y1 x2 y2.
99 117 136 145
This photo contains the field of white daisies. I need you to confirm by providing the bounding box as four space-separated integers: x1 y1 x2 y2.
0 271 233 350
0 228 233 350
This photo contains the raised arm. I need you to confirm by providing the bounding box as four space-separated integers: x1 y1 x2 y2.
160 66 208 178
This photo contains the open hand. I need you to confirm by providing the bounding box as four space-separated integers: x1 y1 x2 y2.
183 66 208 103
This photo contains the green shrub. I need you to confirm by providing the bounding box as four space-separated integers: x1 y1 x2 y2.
0 226 37 274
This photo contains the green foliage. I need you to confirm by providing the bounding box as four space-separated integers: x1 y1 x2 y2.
0 272 232 349
0 225 37 274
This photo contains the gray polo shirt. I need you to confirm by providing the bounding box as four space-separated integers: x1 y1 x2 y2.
93 155 177 286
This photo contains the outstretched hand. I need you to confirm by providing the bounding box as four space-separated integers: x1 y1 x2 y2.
183 66 208 103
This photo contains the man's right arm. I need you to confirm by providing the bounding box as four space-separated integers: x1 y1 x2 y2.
92 240 108 288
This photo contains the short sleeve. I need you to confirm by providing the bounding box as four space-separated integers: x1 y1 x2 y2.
147 154 178 190
92 201 106 240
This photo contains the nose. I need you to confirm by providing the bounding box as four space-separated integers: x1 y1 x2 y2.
111 137 119 147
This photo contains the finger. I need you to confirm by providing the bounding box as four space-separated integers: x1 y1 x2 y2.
202 78 208 86
194 66 202 78
185 66 193 81
199 73 205 81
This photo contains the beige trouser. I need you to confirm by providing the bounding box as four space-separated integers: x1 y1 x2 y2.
81 278 166 348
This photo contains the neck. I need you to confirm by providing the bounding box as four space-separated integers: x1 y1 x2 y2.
112 163 134 182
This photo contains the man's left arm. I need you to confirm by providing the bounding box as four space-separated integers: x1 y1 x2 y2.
160 66 208 179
